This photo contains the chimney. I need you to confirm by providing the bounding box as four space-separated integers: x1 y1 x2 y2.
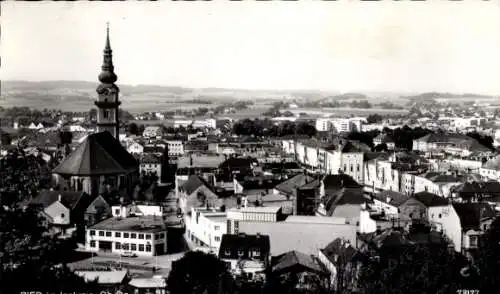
58 194 62 202
256 232 261 238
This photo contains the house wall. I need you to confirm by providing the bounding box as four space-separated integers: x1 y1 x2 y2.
358 210 377 234
185 208 227 252
166 140 184 156
330 204 362 225
85 228 167 257
317 250 336 288
371 199 399 217
341 153 364 184
428 205 461 252
45 201 71 225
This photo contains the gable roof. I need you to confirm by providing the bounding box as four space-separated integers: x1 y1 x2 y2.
271 250 325 275
323 174 361 190
219 233 271 259
219 157 257 169
53 131 138 176
180 175 211 195
452 202 496 231
412 192 449 207
30 190 87 210
453 181 500 195
274 174 314 195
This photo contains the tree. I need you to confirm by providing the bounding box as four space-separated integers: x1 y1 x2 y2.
1 131 12 145
366 114 383 124
358 243 470 294
476 216 500 292
167 251 235 294
0 205 98 292
128 122 139 135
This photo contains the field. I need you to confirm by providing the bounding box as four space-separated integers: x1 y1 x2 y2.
289 107 409 117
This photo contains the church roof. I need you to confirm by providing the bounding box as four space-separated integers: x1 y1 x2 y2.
53 131 138 176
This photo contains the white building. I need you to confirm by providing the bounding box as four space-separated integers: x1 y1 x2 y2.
85 204 168 256
166 140 184 156
185 207 227 253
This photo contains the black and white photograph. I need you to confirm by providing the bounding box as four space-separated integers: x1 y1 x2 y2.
1 1 500 293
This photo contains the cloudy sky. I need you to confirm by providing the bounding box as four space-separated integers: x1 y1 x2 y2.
2 1 500 94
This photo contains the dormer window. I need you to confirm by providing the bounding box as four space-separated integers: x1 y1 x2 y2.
224 249 231 257
238 250 244 257
252 249 260 257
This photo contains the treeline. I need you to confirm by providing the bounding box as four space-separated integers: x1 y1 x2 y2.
233 119 317 137
0 106 134 123
348 126 494 151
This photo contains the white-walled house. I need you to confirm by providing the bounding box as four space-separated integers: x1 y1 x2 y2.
85 204 168 256
127 141 145 154
185 207 227 253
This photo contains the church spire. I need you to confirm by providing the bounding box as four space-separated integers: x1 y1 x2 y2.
98 22 118 84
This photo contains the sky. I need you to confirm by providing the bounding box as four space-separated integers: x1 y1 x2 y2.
2 1 500 95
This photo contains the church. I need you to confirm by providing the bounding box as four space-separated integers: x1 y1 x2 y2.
52 25 139 199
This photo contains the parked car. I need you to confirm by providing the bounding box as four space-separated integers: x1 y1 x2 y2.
121 251 138 258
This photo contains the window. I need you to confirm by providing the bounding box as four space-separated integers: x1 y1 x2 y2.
350 165 353 172
253 250 261 257
90 230 96 236
139 244 144 252
115 242 121 250
225 249 231 257
60 213 65 218
105 231 112 237
90 241 96 248
115 209 120 215
483 224 488 231
214 236 221 242
357 164 360 172
122 243 129 250
146 234 152 240
99 231 104 237
214 226 220 231
131 244 137 251
159 233 165 239
124 233 129 238
139 234 145 239
238 250 244 257
131 233 137 239
155 234 160 239
103 110 109 119
145 245 152 252
439 214 442 219
115 232 121 238
343 164 347 172
469 235 479 248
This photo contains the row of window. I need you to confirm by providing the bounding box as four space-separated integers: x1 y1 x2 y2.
89 230 165 240
89 241 153 252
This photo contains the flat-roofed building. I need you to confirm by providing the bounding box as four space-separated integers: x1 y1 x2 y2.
86 215 167 256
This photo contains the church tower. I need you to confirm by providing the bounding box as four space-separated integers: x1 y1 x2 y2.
95 23 121 140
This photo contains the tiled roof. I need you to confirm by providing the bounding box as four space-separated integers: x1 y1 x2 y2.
412 192 449 207
452 202 497 231
218 233 270 260
30 190 87 210
179 175 211 195
89 216 166 233
53 131 138 176
271 250 325 275
323 174 361 189
274 174 314 195
453 181 500 195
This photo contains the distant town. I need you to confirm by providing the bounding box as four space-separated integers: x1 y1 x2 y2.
2 27 500 294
